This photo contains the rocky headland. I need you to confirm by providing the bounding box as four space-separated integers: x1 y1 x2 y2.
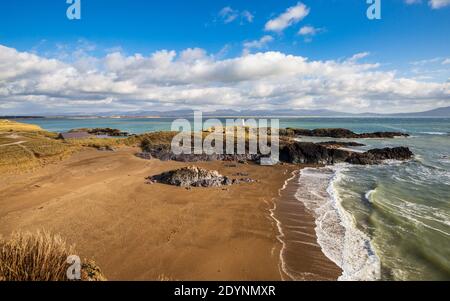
69 128 130 137
136 128 414 166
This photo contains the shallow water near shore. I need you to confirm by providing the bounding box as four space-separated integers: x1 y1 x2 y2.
17 117 450 280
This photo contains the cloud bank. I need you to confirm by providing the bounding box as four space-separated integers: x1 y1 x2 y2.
0 44 449 114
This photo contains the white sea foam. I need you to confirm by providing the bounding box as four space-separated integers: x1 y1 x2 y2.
364 189 376 203
339 147 365 153
420 132 448 136
295 166 381 281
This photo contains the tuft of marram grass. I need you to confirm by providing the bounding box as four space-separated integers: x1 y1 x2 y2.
0 230 105 281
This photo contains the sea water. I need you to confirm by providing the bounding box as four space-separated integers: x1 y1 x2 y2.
287 119 450 280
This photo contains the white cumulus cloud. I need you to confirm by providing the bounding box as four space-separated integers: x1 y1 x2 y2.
265 2 310 32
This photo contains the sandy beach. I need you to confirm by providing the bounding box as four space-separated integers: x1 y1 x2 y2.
0 147 341 280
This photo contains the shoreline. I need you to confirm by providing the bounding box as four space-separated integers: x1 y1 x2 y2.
272 169 342 280
297 165 382 281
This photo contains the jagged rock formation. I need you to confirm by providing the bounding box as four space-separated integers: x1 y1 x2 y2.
280 128 409 139
70 128 130 137
137 145 260 163
149 166 233 187
148 166 257 187
279 142 413 165
279 142 350 165
317 141 366 148
345 147 414 165
139 142 413 166
137 128 413 166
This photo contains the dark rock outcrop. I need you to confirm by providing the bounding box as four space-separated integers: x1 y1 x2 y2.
279 142 350 165
149 166 233 187
280 128 409 139
318 141 366 148
138 145 260 163
70 128 130 137
140 142 413 166
345 147 414 165
137 127 413 167
279 142 413 165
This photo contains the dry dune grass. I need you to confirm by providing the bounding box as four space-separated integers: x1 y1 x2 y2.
67 137 131 149
0 121 74 173
0 119 133 173
0 120 43 132
23 139 72 158
0 141 73 173
0 145 36 166
0 231 105 281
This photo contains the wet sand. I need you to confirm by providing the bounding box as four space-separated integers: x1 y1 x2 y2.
274 171 343 280
0 147 340 280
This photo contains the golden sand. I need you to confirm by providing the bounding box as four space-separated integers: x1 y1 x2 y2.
0 147 340 280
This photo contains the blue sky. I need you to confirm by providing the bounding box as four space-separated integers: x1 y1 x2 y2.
2 1 449 63
0 0 449 114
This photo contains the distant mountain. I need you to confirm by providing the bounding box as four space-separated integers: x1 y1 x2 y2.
99 108 355 118
234 109 354 117
3 106 449 119
385 106 450 117
108 107 450 118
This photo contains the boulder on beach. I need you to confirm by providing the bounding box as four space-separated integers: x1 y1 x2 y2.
149 166 233 187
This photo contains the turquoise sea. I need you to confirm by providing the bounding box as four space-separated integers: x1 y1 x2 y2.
18 117 450 280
